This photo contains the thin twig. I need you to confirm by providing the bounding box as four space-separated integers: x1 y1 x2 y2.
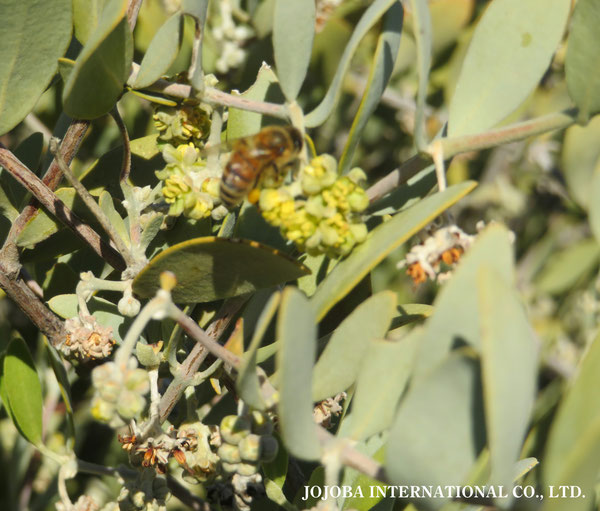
158 296 247 422
126 0 143 30
0 149 126 271
366 154 431 203
0 262 65 347
128 63 289 120
50 138 136 269
110 107 132 183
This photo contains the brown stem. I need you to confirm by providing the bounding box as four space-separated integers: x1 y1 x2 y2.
0 149 126 272
158 297 247 422
0 262 65 347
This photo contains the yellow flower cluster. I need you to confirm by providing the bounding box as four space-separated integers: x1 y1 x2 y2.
259 155 369 258
155 143 224 220
153 103 211 147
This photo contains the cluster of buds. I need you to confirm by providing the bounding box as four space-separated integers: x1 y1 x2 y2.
60 315 115 361
260 155 369 258
398 224 479 285
153 103 211 147
314 392 346 429
114 472 169 511
214 411 278 478
90 358 149 427
155 143 227 221
209 0 254 74
118 425 199 475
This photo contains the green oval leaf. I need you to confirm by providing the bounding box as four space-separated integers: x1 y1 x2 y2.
542 330 600 511
305 0 398 128
132 237 309 303
386 353 485 508
0 0 72 135
478 265 537 504
347 329 420 441
273 0 316 101
535 238 600 295
99 191 129 248
73 0 106 44
63 0 133 119
565 0 600 122
310 181 476 320
561 115 600 208
312 291 396 401
339 3 403 173
3 336 43 446
276 287 320 460
448 0 570 137
132 13 184 89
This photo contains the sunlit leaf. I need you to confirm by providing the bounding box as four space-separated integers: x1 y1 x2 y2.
0 0 72 135
63 0 133 119
448 0 570 136
273 0 315 101
565 0 600 122
543 330 600 510
131 13 184 89
72 0 106 44
276 287 320 460
312 291 396 401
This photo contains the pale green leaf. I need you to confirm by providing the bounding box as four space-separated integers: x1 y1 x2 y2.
0 0 72 135
273 0 315 101
99 191 129 248
561 115 600 208
413 224 514 379
478 266 537 504
310 181 476 321
535 238 600 295
565 0 600 122
132 13 184 89
3 336 43 446
305 0 399 128
448 0 570 136
312 291 396 401
590 168 600 245
386 353 485 510
339 2 403 173
347 329 420 441
542 331 600 510
72 0 106 44
63 0 133 119
276 287 320 460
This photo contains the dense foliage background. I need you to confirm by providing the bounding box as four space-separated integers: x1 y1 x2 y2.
1 0 600 510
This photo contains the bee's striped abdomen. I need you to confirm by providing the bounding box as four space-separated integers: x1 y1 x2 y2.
219 156 261 208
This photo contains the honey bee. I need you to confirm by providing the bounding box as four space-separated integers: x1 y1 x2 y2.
219 125 304 209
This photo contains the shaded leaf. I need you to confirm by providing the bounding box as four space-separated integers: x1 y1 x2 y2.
3 336 43 446
44 340 75 445
478 265 537 503
312 291 396 401
565 0 600 122
339 2 403 173
542 330 600 511
72 0 106 44
305 0 399 128
63 0 133 119
273 0 315 101
0 0 72 135
448 0 570 136
132 237 309 303
132 13 184 89
310 181 476 320
99 191 129 248
276 287 320 460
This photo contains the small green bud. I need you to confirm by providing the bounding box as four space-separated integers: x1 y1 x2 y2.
218 443 241 464
221 461 240 474
238 434 261 462
249 410 273 435
236 461 259 476
220 415 251 445
259 435 279 462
